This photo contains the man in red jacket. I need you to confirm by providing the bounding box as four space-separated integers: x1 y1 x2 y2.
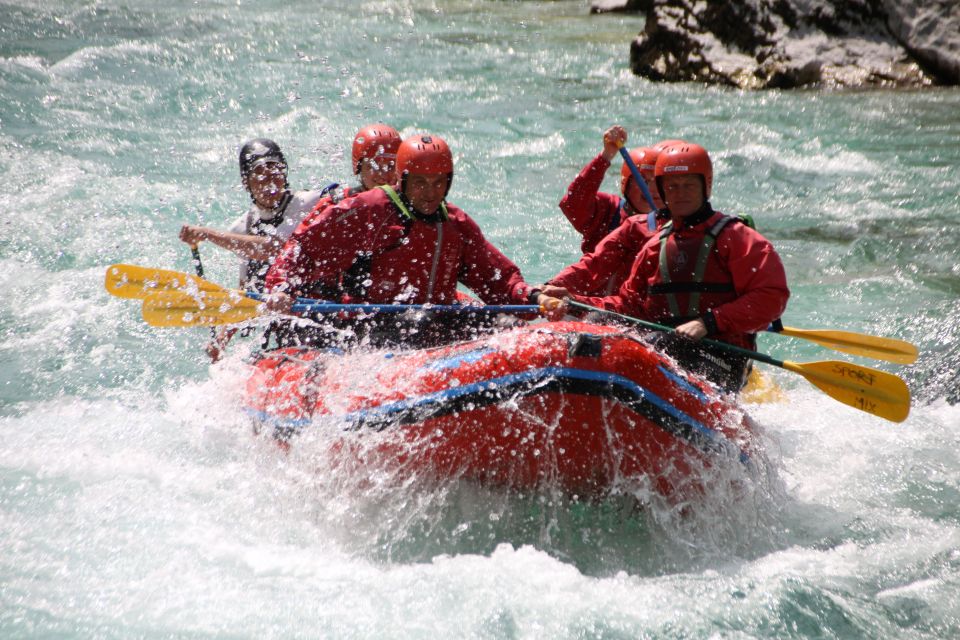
559 125 672 255
548 142 790 392
266 134 559 347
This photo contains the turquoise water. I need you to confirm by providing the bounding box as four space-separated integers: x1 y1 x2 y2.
2 1 959 637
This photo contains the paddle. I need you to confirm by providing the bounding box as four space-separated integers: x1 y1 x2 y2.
105 263 317 305
141 289 540 328
766 325 917 365
105 263 226 299
108 263 915 364
567 300 911 423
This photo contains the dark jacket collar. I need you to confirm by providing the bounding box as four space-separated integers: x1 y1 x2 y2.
669 201 714 230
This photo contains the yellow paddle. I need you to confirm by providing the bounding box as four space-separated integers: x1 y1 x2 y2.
768 325 917 364
142 289 262 328
568 300 911 423
105 263 227 299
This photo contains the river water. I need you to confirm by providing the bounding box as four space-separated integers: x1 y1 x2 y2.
2 1 959 637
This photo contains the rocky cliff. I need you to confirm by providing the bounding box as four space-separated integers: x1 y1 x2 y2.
621 0 959 89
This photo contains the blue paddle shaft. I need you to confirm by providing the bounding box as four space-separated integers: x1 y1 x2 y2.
289 303 539 315
244 292 538 315
618 146 658 213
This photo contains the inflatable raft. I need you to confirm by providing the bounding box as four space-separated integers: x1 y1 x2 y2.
243 321 758 499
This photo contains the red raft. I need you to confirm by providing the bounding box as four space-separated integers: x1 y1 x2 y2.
243 320 758 499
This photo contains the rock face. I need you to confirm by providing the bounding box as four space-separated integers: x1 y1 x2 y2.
884 0 960 85
628 0 960 89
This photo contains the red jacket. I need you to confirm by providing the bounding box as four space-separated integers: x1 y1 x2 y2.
559 153 630 254
266 187 537 306
579 207 789 350
549 211 665 296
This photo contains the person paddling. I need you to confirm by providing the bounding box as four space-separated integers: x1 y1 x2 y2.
179 138 327 359
560 125 670 255
265 133 562 348
545 142 790 392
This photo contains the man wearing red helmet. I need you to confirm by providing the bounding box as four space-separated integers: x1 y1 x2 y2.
550 142 790 392
559 125 670 256
265 133 559 347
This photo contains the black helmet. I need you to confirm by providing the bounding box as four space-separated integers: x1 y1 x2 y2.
238 138 287 180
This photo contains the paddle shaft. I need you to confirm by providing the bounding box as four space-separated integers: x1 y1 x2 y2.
188 245 218 339
618 146 659 213
190 246 205 278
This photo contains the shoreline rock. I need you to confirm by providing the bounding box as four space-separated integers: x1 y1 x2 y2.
624 0 959 89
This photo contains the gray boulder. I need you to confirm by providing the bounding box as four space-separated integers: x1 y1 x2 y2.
884 0 960 85
628 0 959 88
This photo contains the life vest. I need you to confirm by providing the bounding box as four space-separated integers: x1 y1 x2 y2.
244 191 294 292
648 213 741 326
341 185 449 300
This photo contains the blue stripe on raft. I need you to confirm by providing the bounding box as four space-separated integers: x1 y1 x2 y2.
530 367 719 445
657 364 709 403
244 365 745 461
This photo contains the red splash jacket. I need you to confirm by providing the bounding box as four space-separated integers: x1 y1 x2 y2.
559 153 630 254
549 211 665 296
579 207 790 350
266 186 537 306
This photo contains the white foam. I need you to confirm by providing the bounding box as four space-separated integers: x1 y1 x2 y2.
490 132 565 158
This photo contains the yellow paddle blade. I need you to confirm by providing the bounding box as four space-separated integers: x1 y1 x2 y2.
741 367 786 404
105 264 226 300
782 360 911 423
141 290 262 328
779 326 918 364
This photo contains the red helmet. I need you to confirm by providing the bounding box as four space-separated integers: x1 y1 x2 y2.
396 134 454 177
654 142 713 200
620 146 659 180
653 138 688 152
351 124 402 175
